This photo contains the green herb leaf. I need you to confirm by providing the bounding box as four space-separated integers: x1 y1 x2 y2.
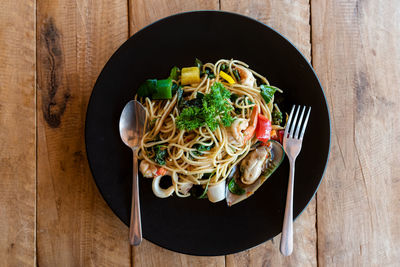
179 92 204 110
176 106 203 131
260 84 277 103
205 68 215 78
192 143 214 156
154 145 167 165
233 69 241 82
176 86 184 105
176 82 234 131
228 178 245 195
203 82 234 130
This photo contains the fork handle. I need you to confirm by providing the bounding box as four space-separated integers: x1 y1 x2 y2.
129 150 142 246
280 159 295 256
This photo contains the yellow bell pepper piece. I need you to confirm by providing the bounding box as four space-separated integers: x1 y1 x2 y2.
219 70 235 84
181 67 200 85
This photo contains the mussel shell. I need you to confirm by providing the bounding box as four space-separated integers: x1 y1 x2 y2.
226 140 285 206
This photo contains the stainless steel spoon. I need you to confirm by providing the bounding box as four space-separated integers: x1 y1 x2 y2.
119 100 147 246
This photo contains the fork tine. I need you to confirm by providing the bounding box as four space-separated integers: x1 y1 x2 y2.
289 106 300 138
299 107 311 139
294 106 306 139
284 105 296 139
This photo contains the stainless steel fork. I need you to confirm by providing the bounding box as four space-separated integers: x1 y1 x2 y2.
279 105 311 256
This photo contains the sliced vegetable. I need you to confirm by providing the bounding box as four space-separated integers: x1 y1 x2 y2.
219 70 235 84
169 66 180 81
226 140 285 206
137 79 157 97
152 78 172 99
137 78 173 99
260 84 277 103
255 114 272 143
228 178 245 195
181 67 200 85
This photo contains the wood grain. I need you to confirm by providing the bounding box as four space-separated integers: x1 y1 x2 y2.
128 1 225 266
132 241 224 267
129 0 219 34
312 0 400 266
221 0 316 266
0 0 36 266
36 0 131 266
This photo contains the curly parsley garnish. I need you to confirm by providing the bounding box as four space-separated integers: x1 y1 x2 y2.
176 82 234 131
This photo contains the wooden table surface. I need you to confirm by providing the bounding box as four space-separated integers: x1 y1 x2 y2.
1 0 399 266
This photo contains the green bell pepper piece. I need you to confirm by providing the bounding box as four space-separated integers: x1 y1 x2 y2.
152 78 172 99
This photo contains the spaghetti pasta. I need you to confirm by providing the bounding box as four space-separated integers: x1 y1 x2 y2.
136 59 284 202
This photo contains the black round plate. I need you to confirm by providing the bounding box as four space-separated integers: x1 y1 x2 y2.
85 11 331 256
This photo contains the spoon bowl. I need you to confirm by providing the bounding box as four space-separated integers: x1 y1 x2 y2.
119 100 147 149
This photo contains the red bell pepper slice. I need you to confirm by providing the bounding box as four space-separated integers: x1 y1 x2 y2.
256 114 272 143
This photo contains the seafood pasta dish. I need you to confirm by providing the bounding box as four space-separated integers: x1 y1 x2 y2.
135 59 286 206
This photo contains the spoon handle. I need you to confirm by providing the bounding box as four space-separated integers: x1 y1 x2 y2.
129 150 142 245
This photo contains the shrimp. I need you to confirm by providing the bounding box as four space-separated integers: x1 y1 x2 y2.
229 106 259 145
229 118 249 145
139 160 158 178
235 66 256 87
